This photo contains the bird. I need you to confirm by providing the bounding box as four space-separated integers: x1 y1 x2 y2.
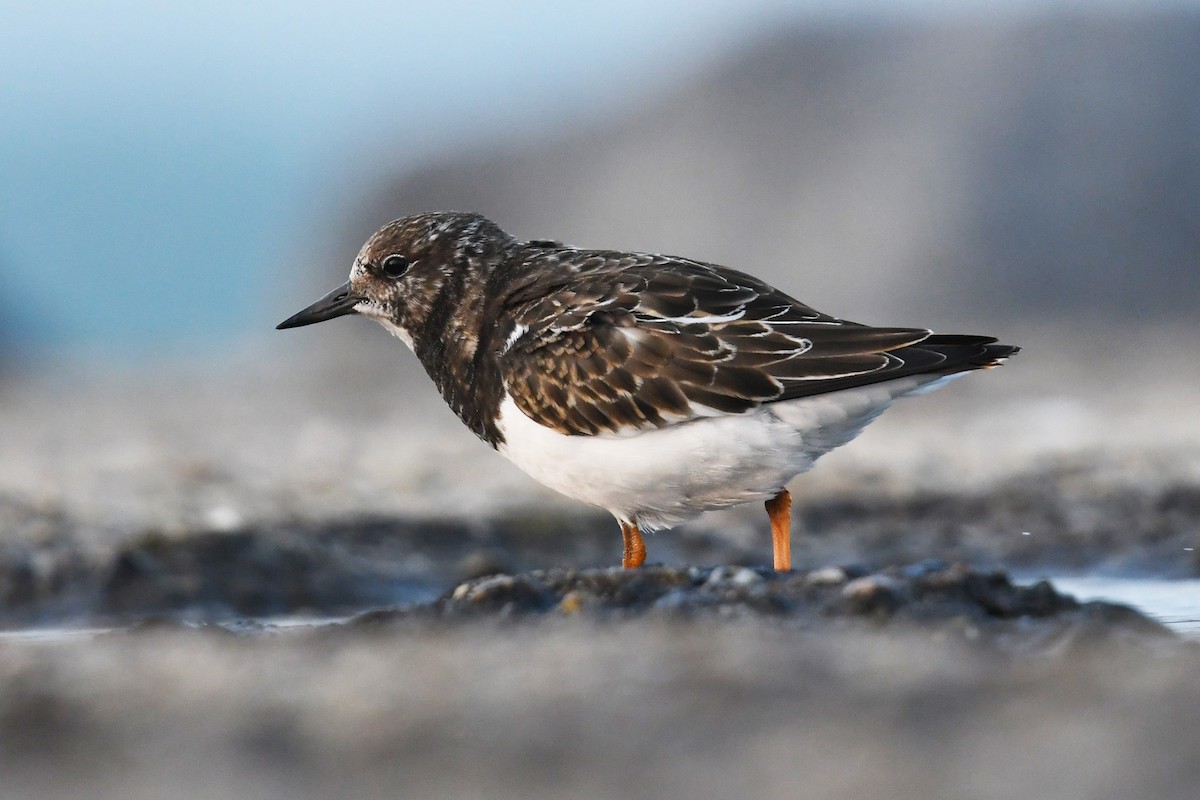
278 212 1017 572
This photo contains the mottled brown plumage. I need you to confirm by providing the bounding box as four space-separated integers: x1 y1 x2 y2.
278 211 1019 571
498 247 1012 437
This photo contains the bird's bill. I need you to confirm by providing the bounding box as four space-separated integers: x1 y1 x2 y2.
276 281 363 329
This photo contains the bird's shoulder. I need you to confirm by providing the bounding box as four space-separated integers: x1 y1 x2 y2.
498 246 827 329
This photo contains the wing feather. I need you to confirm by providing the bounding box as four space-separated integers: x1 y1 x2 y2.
498 248 1007 436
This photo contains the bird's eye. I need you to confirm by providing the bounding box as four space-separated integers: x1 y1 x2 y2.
381 254 410 278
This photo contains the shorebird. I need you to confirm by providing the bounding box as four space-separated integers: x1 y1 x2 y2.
278 212 1017 571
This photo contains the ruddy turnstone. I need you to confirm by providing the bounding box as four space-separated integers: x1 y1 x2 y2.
278 212 1017 571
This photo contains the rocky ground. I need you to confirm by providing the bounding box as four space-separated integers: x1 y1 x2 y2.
1 328 1198 798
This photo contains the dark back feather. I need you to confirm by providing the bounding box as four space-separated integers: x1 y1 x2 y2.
497 246 1017 437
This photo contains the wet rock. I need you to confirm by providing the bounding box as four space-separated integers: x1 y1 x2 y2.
839 574 907 616
352 563 1174 651
0 486 1194 633
805 566 848 586
704 565 763 588
448 574 556 615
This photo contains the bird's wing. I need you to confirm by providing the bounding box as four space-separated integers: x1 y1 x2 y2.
496 249 967 437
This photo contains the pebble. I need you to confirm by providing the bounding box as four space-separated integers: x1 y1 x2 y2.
705 565 763 587
805 566 848 586
841 575 905 599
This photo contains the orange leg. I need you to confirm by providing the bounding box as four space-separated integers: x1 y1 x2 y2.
620 520 647 569
765 489 792 572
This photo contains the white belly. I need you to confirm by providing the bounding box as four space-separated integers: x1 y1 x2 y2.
494 375 937 530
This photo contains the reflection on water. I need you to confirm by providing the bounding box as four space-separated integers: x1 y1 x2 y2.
0 616 356 644
0 627 113 643
1048 577 1200 639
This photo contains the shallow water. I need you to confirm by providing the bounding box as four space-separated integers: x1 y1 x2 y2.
0 626 114 643
1047 577 1200 638
0 616 352 644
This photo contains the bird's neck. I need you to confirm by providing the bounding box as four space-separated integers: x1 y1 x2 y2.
403 260 512 448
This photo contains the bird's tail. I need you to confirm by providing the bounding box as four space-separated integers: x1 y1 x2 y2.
919 334 1020 370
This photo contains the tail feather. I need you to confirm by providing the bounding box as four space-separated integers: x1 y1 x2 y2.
773 331 1019 402
920 334 1020 369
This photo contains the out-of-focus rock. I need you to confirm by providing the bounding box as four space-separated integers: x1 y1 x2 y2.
353 562 1176 656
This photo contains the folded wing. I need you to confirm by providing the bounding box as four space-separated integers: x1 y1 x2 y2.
498 250 1014 436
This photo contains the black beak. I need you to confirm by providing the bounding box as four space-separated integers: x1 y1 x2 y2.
276 281 364 330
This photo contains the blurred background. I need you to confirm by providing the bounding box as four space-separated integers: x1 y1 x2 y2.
3 0 1198 362
3 4 1200 800
1 0 1199 613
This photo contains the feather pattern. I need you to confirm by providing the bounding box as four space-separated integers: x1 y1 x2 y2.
497 248 1012 437
282 211 1020 563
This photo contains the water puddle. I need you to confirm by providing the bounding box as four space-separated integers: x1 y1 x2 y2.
0 616 356 644
0 627 115 643
1046 577 1200 639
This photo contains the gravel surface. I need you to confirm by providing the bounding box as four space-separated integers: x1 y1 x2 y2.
2 618 1197 800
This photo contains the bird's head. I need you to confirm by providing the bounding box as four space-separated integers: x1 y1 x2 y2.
276 211 516 345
